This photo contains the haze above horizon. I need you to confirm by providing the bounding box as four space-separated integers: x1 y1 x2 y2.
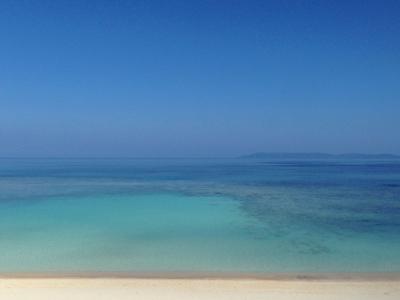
1 0 399 157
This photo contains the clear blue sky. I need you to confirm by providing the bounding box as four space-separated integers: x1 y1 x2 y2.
1 0 399 157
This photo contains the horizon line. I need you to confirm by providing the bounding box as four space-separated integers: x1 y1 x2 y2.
0 152 400 160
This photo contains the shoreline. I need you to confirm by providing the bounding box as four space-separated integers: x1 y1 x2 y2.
1 271 400 281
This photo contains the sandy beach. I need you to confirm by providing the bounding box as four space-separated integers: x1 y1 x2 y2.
0 278 399 300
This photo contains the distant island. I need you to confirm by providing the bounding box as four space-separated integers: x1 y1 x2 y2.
240 152 400 159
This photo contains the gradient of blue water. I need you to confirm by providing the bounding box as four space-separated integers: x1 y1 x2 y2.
0 158 399 273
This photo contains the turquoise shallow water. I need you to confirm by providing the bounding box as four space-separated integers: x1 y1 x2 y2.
0 158 399 273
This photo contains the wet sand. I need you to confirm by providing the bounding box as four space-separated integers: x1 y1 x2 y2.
0 277 399 300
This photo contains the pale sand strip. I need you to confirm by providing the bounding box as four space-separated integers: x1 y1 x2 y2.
0 279 399 300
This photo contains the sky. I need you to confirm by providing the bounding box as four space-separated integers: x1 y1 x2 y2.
1 0 399 157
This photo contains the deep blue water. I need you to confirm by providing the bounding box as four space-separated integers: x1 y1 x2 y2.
0 158 399 273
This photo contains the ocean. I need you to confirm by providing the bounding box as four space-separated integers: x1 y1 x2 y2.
0 158 399 274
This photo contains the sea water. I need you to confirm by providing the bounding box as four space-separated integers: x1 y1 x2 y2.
0 158 399 273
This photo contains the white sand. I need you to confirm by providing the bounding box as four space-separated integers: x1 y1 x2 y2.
0 278 399 300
